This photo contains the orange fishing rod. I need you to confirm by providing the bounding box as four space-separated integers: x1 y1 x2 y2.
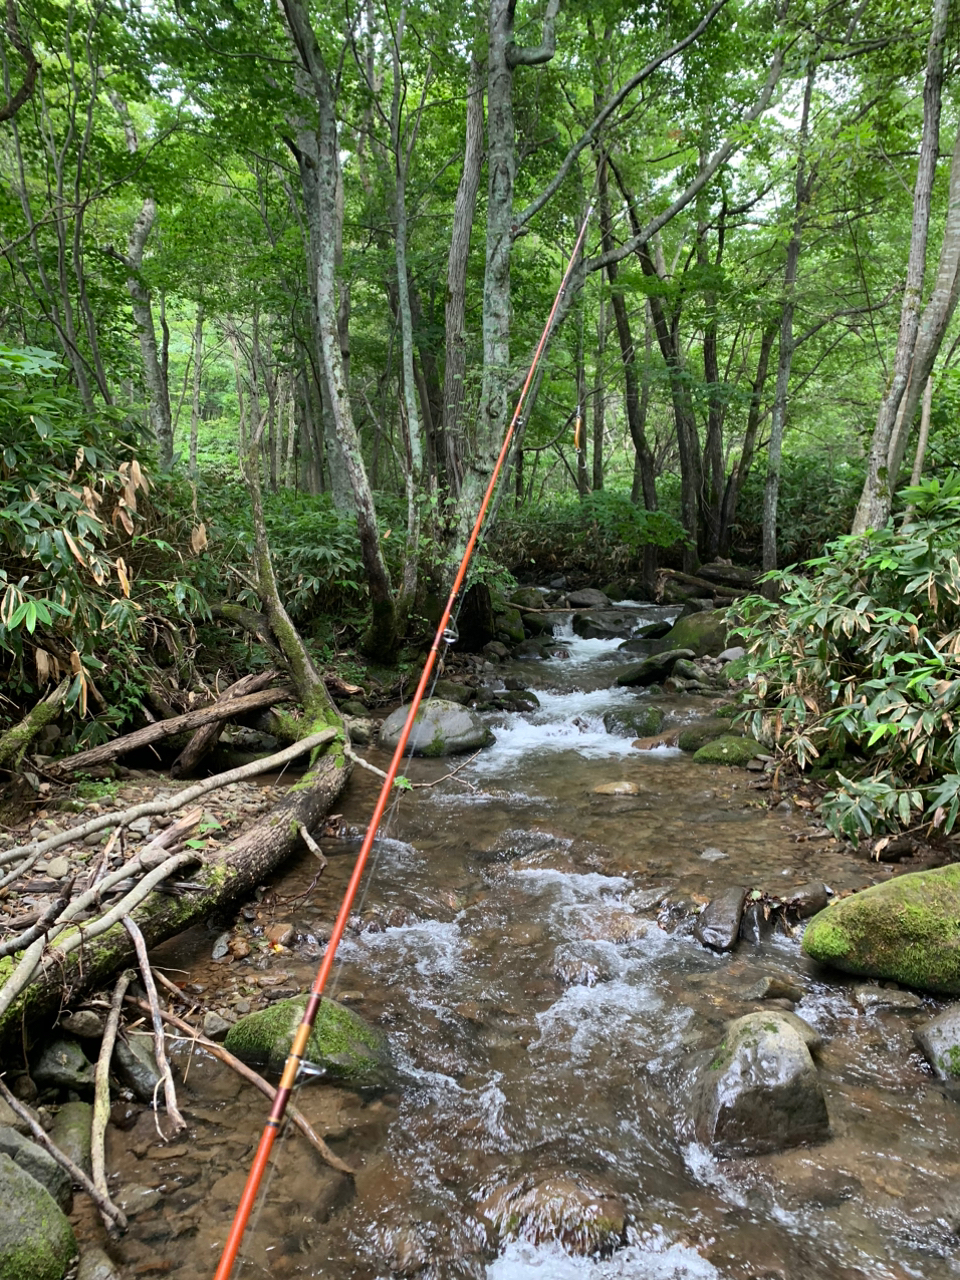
212 204 593 1280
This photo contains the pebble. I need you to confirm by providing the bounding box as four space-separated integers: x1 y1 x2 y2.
211 932 231 961
45 856 71 879
700 847 728 861
118 1185 162 1215
265 922 294 946
128 817 152 837
84 831 104 846
202 1012 233 1040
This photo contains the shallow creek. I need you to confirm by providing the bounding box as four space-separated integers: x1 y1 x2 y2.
111 613 960 1280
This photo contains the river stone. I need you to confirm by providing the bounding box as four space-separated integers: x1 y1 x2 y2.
802 864 960 995
567 589 611 608
0 1152 76 1280
478 1171 626 1255
602 705 664 738
49 1102 92 1177
33 1039 94 1092
676 719 740 752
914 1006 960 1079
523 610 572 636
510 587 545 611
592 781 640 796
58 1011 104 1039
552 941 618 987
77 1246 122 1280
694 887 748 952
113 1035 162 1103
693 735 763 766
431 679 473 706
0 1129 70 1211
651 609 730 658
783 881 829 918
693 1012 830 1156
673 658 707 682
224 995 393 1089
718 646 747 664
572 609 637 640
496 607 526 644
617 649 696 687
379 699 494 757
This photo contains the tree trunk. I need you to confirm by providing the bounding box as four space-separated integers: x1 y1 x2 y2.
189 305 204 477
593 299 606 492
852 0 951 533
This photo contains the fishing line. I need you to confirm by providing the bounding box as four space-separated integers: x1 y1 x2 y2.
213 203 594 1280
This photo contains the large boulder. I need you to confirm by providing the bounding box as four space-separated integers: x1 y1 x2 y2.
572 610 638 640
495 606 526 645
478 1171 626 1255
693 735 763 766
602 705 665 738
510 587 545 611
524 610 573 637
0 1130 70 1211
651 609 730 658
692 1012 829 1156
914 1006 960 1079
566 588 611 608
379 699 493 757
0 1152 76 1280
677 719 741 752
617 649 695 687
224 995 393 1090
802 865 960 995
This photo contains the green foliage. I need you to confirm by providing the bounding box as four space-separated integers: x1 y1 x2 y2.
492 490 687 580
736 476 960 841
733 454 865 564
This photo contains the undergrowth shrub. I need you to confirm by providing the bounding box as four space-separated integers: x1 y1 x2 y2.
735 475 960 842
733 454 864 563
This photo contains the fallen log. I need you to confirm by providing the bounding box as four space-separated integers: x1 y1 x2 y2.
170 670 279 779
50 685 294 775
656 569 745 600
0 676 71 771
0 744 350 1046
695 562 760 590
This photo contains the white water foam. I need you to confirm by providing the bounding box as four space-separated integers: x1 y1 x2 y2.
487 1233 720 1279
348 918 465 981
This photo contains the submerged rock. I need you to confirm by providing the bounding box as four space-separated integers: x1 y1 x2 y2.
49 1103 92 1178
693 1012 829 1156
694 887 748 952
802 864 960 995
379 698 494 757
0 1151 76 1280
478 1171 626 1255
692 735 763 766
915 1006 960 1079
224 995 393 1090
552 941 618 987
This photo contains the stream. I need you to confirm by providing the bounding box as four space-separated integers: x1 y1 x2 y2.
110 611 960 1280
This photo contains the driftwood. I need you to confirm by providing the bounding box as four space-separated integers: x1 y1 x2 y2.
170 670 279 779
656 568 745 599
126 996 355 1176
123 915 186 1134
0 728 337 869
50 685 294 775
0 1077 128 1233
92 971 131 1235
0 676 71 770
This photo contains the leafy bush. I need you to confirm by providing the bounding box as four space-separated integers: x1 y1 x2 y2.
492 490 687 581
733 454 864 563
735 475 960 841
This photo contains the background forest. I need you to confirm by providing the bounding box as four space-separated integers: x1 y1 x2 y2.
2 0 959 772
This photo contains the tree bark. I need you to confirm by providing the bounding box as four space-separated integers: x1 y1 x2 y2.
852 0 951 532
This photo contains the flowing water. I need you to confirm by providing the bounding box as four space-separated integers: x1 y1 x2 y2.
111 612 960 1280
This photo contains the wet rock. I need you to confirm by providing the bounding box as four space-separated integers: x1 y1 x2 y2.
672 658 708 682
676 719 738 752
693 1012 830 1156
510 586 545 611
478 1171 626 1255
0 1152 76 1280
567 588 611 608
77 1246 122 1280
524 610 573 636
802 864 960 995
0 1099 31 1136
914 1005 960 1079
265 922 295 946
202 1012 233 1041
694 887 748 952
117 1185 162 1217
496 607 526 645
211 931 231 961
693 735 764 766
224 995 393 1090
0 1128 70 1210
617 649 696 687
783 882 829 919
650 609 731 658
431 680 473 706
592 781 640 796
113 1035 162 1104
739 899 777 944
572 609 637 640
552 942 618 987
379 699 494 757
745 974 806 1003
49 1102 92 1176
853 983 923 1012
602 706 664 738
344 716 377 746
33 1038 94 1092
58 1011 103 1039
498 689 540 712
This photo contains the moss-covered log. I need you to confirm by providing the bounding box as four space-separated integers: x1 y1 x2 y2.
0 745 350 1049
0 677 70 772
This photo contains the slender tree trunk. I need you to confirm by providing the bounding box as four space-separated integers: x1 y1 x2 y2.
593 299 606 492
189 305 204 478
125 198 174 468
718 321 776 555
852 0 951 532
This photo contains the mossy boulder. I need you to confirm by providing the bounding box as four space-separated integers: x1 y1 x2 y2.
495 607 526 645
224 995 393 1089
692 735 762 765
0 1152 76 1280
603 706 665 738
651 609 731 658
379 699 494 757
677 719 743 752
431 680 473 706
510 587 544 611
617 649 695 687
802 865 960 995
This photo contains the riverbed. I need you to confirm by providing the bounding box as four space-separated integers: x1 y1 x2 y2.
108 617 960 1280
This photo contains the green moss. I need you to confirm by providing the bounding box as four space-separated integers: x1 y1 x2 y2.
223 994 393 1090
422 727 447 758
692 735 762 766
0 1153 76 1280
940 1045 960 1078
